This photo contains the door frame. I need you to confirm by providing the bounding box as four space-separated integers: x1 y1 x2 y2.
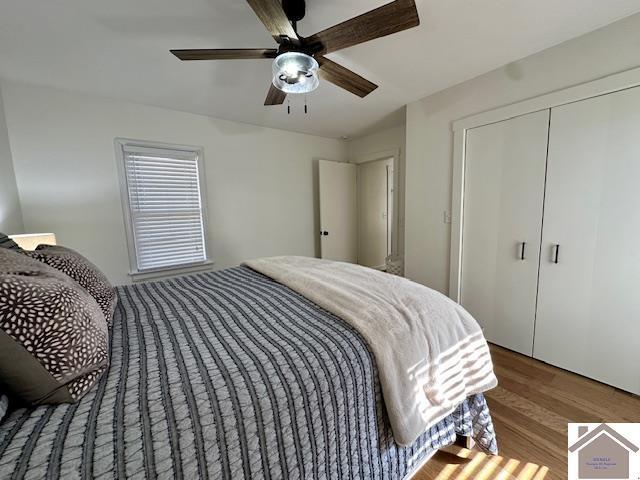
353 148 401 262
449 65 640 302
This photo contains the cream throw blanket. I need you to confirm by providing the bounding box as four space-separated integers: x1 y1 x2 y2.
244 256 498 446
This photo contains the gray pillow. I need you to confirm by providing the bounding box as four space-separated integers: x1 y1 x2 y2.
26 245 117 328
0 233 21 252
0 249 109 405
0 391 8 423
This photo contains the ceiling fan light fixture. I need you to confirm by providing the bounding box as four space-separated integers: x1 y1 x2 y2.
272 52 319 94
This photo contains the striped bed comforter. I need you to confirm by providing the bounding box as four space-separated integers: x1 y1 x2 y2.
0 266 497 479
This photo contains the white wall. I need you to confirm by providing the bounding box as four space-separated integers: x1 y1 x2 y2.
405 12 640 294
0 85 23 234
347 123 406 257
2 82 346 285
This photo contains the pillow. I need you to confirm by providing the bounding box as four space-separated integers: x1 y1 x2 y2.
0 390 8 423
0 233 22 252
25 245 117 327
0 249 109 404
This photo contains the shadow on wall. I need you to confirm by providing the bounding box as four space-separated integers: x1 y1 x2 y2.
0 197 24 234
503 62 525 81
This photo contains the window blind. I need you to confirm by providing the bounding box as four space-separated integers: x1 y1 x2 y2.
123 145 207 272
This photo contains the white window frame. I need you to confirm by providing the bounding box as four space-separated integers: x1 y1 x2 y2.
115 138 212 281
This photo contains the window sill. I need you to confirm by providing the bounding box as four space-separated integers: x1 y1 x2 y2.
129 260 214 282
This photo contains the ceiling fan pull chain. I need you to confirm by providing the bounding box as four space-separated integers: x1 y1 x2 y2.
304 95 308 114
287 98 291 115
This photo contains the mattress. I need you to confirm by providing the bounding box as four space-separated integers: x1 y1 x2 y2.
0 266 496 479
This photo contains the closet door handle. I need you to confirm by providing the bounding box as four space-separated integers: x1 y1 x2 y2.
553 244 560 264
520 242 526 260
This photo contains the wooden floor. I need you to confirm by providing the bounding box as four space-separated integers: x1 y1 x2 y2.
413 344 640 480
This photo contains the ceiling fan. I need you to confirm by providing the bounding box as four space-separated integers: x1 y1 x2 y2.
170 0 420 106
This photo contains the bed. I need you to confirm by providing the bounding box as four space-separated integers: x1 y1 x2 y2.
0 265 497 479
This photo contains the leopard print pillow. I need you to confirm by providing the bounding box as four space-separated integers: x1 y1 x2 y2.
25 245 117 327
0 249 109 404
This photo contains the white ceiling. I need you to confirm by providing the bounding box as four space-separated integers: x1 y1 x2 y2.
1 0 639 138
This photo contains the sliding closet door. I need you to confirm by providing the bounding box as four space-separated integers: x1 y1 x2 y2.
461 110 549 355
534 87 640 394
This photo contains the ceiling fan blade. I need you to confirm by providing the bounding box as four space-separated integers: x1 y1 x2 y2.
171 49 279 60
246 0 299 43
317 57 378 98
265 83 287 105
306 0 419 55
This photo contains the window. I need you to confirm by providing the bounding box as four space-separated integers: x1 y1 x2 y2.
116 139 209 276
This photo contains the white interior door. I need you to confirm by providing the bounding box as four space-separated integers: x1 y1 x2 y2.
534 87 640 394
318 160 357 262
461 110 549 355
357 158 393 268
